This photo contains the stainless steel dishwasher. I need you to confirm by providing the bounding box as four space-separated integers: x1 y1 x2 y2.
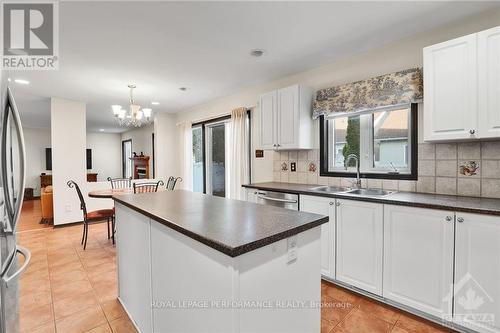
254 190 299 210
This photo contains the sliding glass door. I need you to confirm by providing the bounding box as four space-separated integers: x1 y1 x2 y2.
191 113 249 197
192 126 204 193
205 121 231 197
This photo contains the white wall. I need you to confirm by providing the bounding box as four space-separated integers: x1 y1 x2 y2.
154 113 179 181
86 132 122 181
23 127 51 196
174 9 500 183
51 98 86 225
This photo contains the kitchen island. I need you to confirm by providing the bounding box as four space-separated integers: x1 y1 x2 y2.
112 190 328 333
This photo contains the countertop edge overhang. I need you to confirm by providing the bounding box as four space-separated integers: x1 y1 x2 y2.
243 182 500 217
112 191 329 258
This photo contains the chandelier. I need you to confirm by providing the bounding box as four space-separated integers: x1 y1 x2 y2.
112 84 153 127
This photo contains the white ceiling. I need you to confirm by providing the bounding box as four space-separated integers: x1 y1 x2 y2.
9 1 499 133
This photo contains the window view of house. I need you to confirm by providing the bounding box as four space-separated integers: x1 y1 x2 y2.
326 105 414 176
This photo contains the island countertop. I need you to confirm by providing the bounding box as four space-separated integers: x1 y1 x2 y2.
112 190 328 257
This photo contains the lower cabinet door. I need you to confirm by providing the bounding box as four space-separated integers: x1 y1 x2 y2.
299 195 335 279
383 205 454 319
454 213 500 333
336 199 383 295
246 189 257 203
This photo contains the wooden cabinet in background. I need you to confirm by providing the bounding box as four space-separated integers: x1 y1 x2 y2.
130 156 150 179
40 173 98 188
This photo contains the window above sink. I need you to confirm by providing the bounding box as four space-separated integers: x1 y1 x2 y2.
319 103 418 180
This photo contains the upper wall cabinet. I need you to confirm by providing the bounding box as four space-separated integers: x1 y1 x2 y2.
423 26 500 142
259 84 314 150
478 26 500 139
423 33 477 141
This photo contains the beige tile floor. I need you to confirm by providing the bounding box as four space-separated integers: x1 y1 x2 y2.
17 202 456 333
17 221 136 333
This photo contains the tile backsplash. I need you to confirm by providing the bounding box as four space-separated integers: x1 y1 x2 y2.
272 141 500 199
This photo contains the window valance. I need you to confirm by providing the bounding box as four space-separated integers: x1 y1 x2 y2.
312 68 423 119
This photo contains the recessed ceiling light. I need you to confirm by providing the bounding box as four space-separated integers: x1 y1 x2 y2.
14 79 29 85
7 78 11 82
99 129 105 132
179 87 187 91
151 101 160 105
250 49 265 57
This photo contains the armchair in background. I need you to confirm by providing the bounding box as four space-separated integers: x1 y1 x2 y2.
40 186 54 224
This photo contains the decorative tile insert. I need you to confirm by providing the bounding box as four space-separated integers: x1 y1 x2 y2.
270 140 500 198
458 161 479 177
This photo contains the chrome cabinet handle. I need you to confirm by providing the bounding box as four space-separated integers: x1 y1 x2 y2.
469 129 475 135
257 195 298 204
335 201 341 207
445 216 453 222
2 246 31 286
329 202 334 206
457 217 464 223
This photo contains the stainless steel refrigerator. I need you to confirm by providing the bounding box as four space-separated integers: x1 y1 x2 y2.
0 72 30 333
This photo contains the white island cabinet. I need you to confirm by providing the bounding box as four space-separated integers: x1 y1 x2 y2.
383 205 455 319
113 191 326 333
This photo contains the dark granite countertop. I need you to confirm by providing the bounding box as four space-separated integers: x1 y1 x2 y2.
243 182 500 216
112 190 328 257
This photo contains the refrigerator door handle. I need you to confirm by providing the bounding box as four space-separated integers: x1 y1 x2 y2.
2 246 30 287
2 88 26 232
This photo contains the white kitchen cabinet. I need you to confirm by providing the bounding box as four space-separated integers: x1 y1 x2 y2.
336 199 383 295
423 33 478 141
259 84 313 150
115 203 152 333
454 213 500 333
259 90 277 150
478 26 500 139
300 195 336 279
383 205 455 319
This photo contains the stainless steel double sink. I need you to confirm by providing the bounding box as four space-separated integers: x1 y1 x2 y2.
311 186 395 197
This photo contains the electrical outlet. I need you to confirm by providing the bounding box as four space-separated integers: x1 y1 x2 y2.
290 162 296 172
287 236 298 263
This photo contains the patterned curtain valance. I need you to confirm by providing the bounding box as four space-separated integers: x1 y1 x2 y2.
312 68 423 119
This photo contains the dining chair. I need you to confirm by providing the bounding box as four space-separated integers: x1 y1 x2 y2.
133 180 165 193
67 180 115 249
107 177 132 189
166 176 182 190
